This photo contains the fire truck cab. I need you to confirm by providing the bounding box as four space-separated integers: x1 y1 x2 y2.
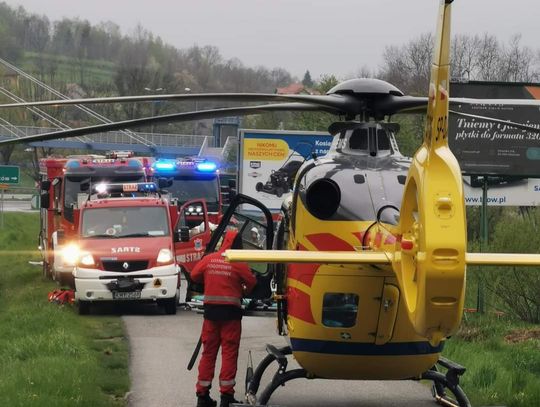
151 158 222 224
39 153 146 286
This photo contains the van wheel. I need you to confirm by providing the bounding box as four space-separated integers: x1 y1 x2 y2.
162 296 177 315
78 301 91 315
255 182 263 192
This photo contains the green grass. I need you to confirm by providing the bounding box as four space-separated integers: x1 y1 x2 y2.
0 213 129 406
22 52 116 88
442 314 540 407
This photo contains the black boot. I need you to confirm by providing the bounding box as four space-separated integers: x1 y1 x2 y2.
196 392 217 407
219 393 239 407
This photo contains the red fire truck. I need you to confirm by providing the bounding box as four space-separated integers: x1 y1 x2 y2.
59 181 212 314
38 153 147 286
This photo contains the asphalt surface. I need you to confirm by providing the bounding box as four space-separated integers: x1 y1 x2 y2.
122 301 439 407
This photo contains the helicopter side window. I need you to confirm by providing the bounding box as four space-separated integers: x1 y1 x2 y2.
322 292 359 328
377 129 391 150
348 129 368 150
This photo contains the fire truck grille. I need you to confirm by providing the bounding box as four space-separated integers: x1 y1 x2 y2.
101 260 149 272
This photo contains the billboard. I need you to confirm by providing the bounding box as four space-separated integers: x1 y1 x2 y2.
238 128 540 207
449 81 540 177
238 130 333 211
463 176 540 206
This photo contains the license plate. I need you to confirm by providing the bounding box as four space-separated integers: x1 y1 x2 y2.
112 291 141 300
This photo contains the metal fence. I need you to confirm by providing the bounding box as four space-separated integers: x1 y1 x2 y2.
1 125 209 148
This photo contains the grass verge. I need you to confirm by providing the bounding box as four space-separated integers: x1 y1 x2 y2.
442 314 540 407
0 213 129 406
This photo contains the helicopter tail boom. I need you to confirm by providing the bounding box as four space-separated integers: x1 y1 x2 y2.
224 249 392 265
466 252 540 266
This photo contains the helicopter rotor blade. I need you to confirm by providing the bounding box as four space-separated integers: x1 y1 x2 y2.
372 95 429 116
0 92 361 115
449 110 540 133
0 102 339 146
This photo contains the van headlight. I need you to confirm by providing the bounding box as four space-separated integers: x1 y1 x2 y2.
157 248 173 264
80 252 95 266
61 244 80 266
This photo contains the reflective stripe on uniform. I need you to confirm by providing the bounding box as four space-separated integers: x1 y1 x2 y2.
219 379 236 386
198 380 211 387
204 295 241 305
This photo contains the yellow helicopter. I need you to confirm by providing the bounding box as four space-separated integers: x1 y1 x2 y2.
2 1 540 406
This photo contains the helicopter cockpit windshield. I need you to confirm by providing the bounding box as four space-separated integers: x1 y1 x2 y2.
336 124 393 157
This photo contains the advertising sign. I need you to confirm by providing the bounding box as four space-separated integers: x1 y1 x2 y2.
238 124 540 208
463 177 540 206
238 130 333 211
449 82 540 177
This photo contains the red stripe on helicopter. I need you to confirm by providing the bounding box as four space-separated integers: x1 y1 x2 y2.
287 286 316 324
288 263 318 287
288 243 318 287
353 231 396 247
384 234 397 244
352 232 364 246
306 233 354 251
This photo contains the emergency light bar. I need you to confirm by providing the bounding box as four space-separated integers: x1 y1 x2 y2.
91 182 159 195
152 159 218 173
196 162 217 172
154 161 175 170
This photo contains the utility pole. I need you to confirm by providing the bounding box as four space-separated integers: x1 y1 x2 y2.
477 175 489 314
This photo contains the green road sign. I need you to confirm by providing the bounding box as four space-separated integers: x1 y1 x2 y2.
0 165 20 184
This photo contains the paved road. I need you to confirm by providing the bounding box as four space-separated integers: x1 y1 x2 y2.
123 304 439 407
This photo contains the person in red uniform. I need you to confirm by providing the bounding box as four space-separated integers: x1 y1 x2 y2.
191 229 256 407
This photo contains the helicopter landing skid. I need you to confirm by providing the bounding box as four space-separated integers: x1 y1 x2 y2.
240 346 471 407
243 344 308 406
421 357 471 407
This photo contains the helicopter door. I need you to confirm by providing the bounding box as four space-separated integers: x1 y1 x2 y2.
174 199 211 273
374 284 400 345
207 193 274 302
318 275 385 343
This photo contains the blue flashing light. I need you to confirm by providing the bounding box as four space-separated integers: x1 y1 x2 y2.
196 162 217 172
153 160 176 171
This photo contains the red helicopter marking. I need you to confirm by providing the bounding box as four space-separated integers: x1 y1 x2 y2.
352 231 364 246
306 233 355 251
288 243 319 287
384 234 397 245
288 263 319 287
374 232 383 248
286 286 316 325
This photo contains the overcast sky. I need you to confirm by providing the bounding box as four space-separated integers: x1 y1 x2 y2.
6 0 540 79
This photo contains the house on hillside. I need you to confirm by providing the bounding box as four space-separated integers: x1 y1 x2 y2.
0 65 19 90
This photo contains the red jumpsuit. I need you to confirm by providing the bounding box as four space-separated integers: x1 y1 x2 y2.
191 230 256 396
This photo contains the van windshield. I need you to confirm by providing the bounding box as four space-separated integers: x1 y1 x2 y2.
81 207 170 238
